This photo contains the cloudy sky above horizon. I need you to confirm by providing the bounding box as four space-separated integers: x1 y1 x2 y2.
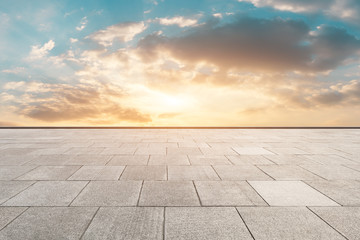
1 0 360 126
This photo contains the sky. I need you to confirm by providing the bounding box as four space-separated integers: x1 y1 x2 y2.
1 0 360 126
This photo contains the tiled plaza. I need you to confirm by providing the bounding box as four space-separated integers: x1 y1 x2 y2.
0 128 359 239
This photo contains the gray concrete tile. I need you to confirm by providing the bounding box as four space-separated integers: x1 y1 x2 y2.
165 207 252 240
64 155 112 165
306 180 360 206
3 181 87 206
195 181 267 206
310 207 360 240
227 155 274 165
29 148 70 155
0 207 97 240
71 181 142 206
107 155 149 165
345 165 360 172
0 181 34 204
188 155 232 165
16 166 80 180
265 147 309 154
135 147 166 155
0 155 36 165
0 148 37 155
249 181 339 206
237 207 346 240
83 207 163 240
63 147 105 155
303 155 357 165
139 181 200 206
232 147 275 155
24 154 73 165
148 155 190 165
264 154 314 165
301 164 360 180
120 166 167 180
258 165 322 180
168 166 220 180
0 166 36 180
213 165 272 180
200 147 238 156
167 147 202 155
0 207 27 230
68 166 125 180
101 147 137 155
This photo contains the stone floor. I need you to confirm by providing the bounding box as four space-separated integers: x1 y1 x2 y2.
0 128 359 239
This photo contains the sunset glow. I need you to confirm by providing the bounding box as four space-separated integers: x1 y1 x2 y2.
1 0 360 126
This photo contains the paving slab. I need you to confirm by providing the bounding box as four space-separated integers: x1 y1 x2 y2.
303 155 357 165
3 181 87 206
257 165 322 180
107 155 149 165
301 164 360 180
237 207 346 240
200 147 238 155
232 147 275 155
16 166 80 180
249 181 339 206
306 180 360 206
165 207 253 240
0 155 36 165
24 154 73 165
264 147 309 154
195 181 267 206
71 181 142 206
83 207 163 240
0 207 97 240
139 181 200 206
64 155 112 165
310 207 360 240
263 154 314 165
135 147 166 155
168 166 219 180
167 147 202 155
68 166 125 180
213 165 272 180
188 155 232 165
0 181 34 204
120 166 167 180
227 155 274 165
148 155 190 165
64 147 105 155
0 207 27 230
0 166 36 180
101 147 137 155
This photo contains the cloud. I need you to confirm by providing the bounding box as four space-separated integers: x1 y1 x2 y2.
158 112 181 118
238 0 360 23
28 40 55 60
152 16 198 27
76 16 88 31
3 81 151 124
88 22 146 47
137 17 360 74
2 67 25 74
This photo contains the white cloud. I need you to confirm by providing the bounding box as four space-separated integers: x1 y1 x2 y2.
87 22 146 47
28 40 55 60
2 67 25 74
70 38 78 43
212 13 223 18
76 16 88 31
154 16 198 27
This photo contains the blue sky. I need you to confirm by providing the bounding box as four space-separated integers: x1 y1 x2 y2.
1 0 360 126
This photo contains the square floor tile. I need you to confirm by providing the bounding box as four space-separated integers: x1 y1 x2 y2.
167 147 202 155
68 166 125 180
16 166 80 180
310 207 360 240
213 165 272 180
257 165 322 180
0 207 27 230
237 207 345 240
0 155 35 165
71 181 142 206
135 147 166 155
165 207 253 240
168 166 220 180
306 180 360 206
195 181 267 206
301 165 360 180
107 155 149 165
0 207 97 240
120 166 167 180
101 147 136 155
148 155 190 165
263 155 314 165
249 181 339 206
139 181 200 206
64 155 112 165
3 181 87 206
82 207 163 240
